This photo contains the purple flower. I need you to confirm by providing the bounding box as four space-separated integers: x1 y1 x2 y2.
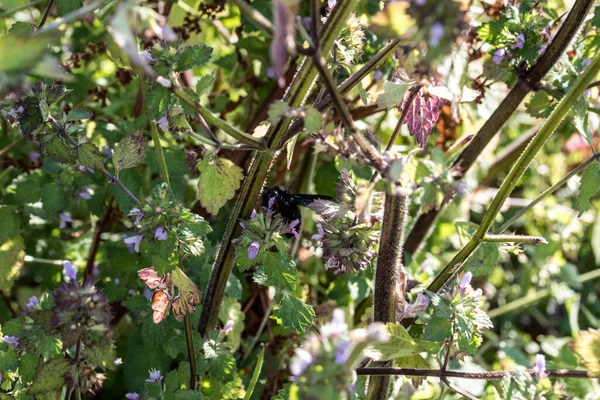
154 226 167 241
414 0 426 5
146 368 163 383
114 358 123 365
114 278 120 285
92 261 100 276
290 348 314 380
321 308 348 338
128 208 144 226
512 33 525 49
582 58 592 68
3 336 19 349
125 394 140 400
222 320 234 335
335 338 350 364
267 196 276 211
459 272 472 296
28 152 41 163
247 241 260 260
26 296 38 311
59 212 72 229
124 235 143 253
266 67 275 78
492 48 506 64
534 354 546 382
128 289 135 295
144 287 152 300
288 219 300 239
428 22 444 47
0 372 2 384
63 261 77 281
312 223 325 241
138 50 155 63
250 209 257 219
239 221 247 230
373 69 383 82
153 115 169 131
102 146 112 162
79 186 92 200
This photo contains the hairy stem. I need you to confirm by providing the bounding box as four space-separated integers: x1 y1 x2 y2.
483 234 547 244
184 313 198 389
38 0 55 29
140 77 170 186
243 346 265 400
356 367 592 379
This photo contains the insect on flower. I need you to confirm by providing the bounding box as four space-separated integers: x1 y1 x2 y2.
262 186 333 225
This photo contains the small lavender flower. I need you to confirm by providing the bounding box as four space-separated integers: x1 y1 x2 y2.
428 22 444 47
139 50 155 63
155 226 167 241
266 67 275 78
267 196 276 211
534 354 546 382
247 241 260 260
114 358 123 366
92 262 100 276
222 320 234 335
288 219 300 239
414 0 426 5
128 208 144 226
312 223 325 241
582 58 592 68
239 221 247 230
3 336 19 349
373 69 383 82
63 261 77 281
26 296 38 310
101 146 112 162
250 209 257 219
59 212 72 229
124 235 143 253
290 348 314 380
153 115 169 131
512 33 525 49
492 48 506 64
335 338 350 365
459 272 472 297
125 394 140 400
128 289 135 295
146 368 163 383
144 287 152 300
320 309 348 338
28 152 41 163
114 278 120 285
79 186 92 199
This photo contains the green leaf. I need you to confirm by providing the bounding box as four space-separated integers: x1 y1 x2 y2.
267 101 291 124
42 134 76 164
577 163 600 216
253 252 298 292
146 84 172 120
66 108 93 121
274 292 315 333
304 108 322 133
525 91 555 118
196 71 216 96
112 132 147 175
28 358 69 394
19 353 39 383
41 183 67 216
78 142 104 170
423 317 452 342
56 0 83 16
395 354 430 388
358 81 368 105
376 80 411 109
210 353 237 382
196 154 244 215
0 235 25 291
9 22 36 34
573 97 593 148
0 33 51 72
176 45 213 71
122 295 151 314
365 323 419 361
0 206 21 243
569 329 600 377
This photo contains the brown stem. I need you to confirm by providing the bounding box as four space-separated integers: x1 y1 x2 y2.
84 200 115 279
38 0 54 29
356 367 592 380
0 136 26 158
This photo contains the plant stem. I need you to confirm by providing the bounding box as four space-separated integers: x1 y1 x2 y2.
495 152 600 233
197 0 360 336
23 255 66 265
0 136 26 158
402 0 596 259
487 267 600 318
0 0 45 18
139 77 170 186
483 234 547 244
37 0 54 29
369 187 409 400
356 367 592 379
243 346 265 400
184 313 198 389
229 0 273 36
35 1 104 35
422 50 600 303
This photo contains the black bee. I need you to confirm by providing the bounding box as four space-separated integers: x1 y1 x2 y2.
262 186 333 224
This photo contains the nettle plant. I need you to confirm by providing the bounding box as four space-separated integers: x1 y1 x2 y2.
1 0 600 399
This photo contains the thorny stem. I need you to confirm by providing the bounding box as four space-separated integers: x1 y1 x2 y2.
197 0 360 336
140 77 170 186
356 367 593 379
37 0 55 29
402 0 596 259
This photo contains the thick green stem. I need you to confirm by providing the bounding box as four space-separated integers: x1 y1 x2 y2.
140 77 171 186
487 268 600 318
197 0 360 336
369 187 409 400
243 346 265 400
424 51 600 297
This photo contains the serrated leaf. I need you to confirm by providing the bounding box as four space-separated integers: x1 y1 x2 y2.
196 154 244 215
403 89 446 149
395 354 431 388
365 323 419 361
210 353 236 382
66 108 93 121
57 0 83 15
113 132 147 175
9 22 36 34
78 142 104 170
43 134 76 164
274 292 315 332
304 107 322 133
17 97 44 136
41 183 67 216
196 71 216 96
19 353 39 383
569 329 600 377
268 101 291 124
573 97 593 148
0 235 25 291
423 317 452 342
376 80 411 110
577 164 600 216
122 295 151 314
253 252 298 292
176 45 213 71
28 358 69 394
142 315 167 347
0 206 20 244
146 83 171 120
